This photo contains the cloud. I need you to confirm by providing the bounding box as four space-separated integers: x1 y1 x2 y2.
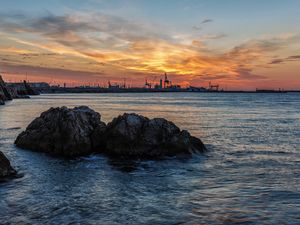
1 63 103 78
270 59 284 64
192 25 202 31
201 19 213 24
0 12 172 50
192 19 213 31
196 73 231 80
269 54 300 65
234 68 266 80
200 33 227 40
0 11 299 87
287 55 300 60
191 40 204 48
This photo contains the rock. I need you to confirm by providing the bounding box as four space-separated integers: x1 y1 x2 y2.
15 107 207 159
0 151 16 178
15 106 106 157
0 75 13 104
102 113 206 159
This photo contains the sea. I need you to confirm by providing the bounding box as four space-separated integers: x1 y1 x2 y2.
0 93 299 225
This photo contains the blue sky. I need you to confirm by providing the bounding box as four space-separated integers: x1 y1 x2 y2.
2 0 299 48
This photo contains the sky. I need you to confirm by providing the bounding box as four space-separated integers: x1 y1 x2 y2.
0 0 299 90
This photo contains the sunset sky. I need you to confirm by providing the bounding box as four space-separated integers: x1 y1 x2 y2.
0 0 299 90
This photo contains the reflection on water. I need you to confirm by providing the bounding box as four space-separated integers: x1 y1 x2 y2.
0 93 300 224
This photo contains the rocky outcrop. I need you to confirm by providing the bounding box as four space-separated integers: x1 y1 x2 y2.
15 106 206 159
0 75 13 104
0 151 16 178
0 75 29 104
15 106 106 157
102 113 206 158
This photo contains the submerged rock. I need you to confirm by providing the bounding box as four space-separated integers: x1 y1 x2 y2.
0 151 16 178
15 106 106 157
102 113 206 158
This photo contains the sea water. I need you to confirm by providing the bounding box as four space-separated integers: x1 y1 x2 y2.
0 93 299 224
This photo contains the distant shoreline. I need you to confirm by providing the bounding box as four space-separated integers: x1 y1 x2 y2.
39 87 297 94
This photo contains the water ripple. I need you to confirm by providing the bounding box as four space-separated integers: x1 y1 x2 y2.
0 93 300 224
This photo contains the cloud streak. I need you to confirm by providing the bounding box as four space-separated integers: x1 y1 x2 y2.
201 19 213 24
270 54 300 64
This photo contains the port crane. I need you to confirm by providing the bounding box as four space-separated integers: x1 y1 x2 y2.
164 73 170 88
209 82 219 91
144 78 152 89
144 76 158 89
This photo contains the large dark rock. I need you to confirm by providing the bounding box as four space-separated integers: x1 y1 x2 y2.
15 107 206 159
102 113 206 159
0 151 16 178
15 106 106 157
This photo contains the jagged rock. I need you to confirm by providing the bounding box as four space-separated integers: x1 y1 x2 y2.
15 106 106 157
0 151 16 178
0 75 13 104
102 113 206 158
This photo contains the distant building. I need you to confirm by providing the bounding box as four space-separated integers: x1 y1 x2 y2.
8 82 50 90
28 82 50 89
7 80 41 95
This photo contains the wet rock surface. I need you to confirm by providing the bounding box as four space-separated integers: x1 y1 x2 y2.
0 151 16 178
103 113 206 158
15 106 106 157
16 106 206 159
